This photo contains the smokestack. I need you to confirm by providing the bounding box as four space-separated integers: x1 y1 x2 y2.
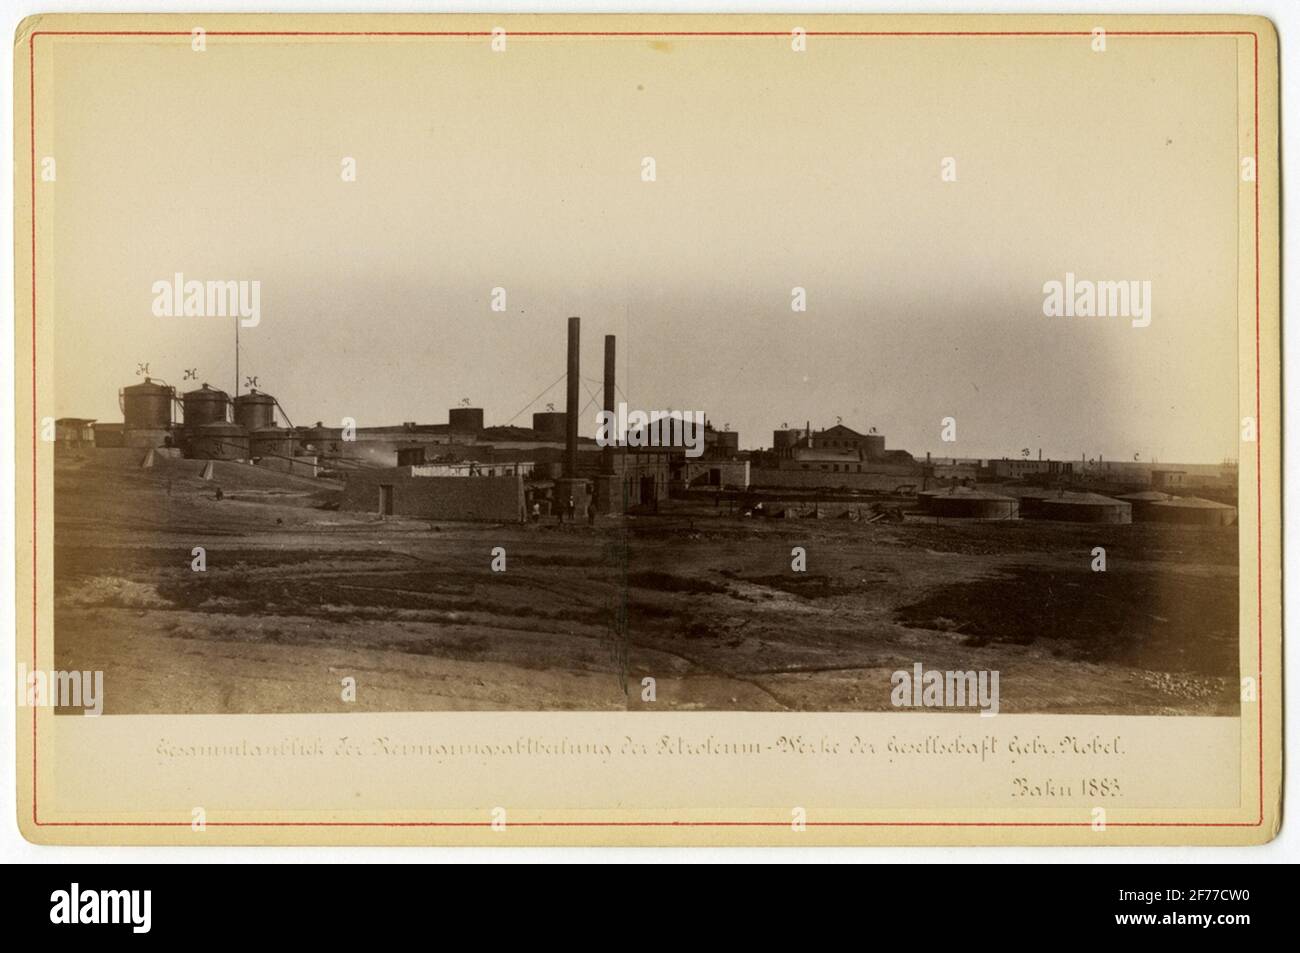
603 334 616 474
565 316 580 477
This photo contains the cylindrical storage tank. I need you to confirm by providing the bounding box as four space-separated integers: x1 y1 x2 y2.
919 488 1018 520
125 428 171 449
1147 496 1237 526
862 434 886 460
1118 490 1174 522
773 429 800 453
299 425 341 446
712 431 740 456
190 421 249 460
183 384 230 433
121 378 175 431
233 390 277 431
299 425 343 456
1017 491 1051 519
1038 492 1131 524
249 426 296 462
532 412 567 439
449 407 484 433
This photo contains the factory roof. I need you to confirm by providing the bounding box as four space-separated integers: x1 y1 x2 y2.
815 424 875 438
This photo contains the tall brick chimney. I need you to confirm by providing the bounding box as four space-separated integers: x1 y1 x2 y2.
565 316 580 478
603 335 616 474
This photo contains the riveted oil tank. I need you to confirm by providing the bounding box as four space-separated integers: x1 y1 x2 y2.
1016 491 1052 519
249 426 296 461
190 421 249 460
919 487 1019 520
1146 496 1237 526
233 390 277 431
183 384 230 433
120 378 175 431
1118 490 1174 522
1038 491 1132 524
299 423 343 454
711 430 740 456
532 412 567 439
449 407 484 433
772 429 801 453
861 433 885 460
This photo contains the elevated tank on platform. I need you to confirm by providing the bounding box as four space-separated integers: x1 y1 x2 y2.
183 384 230 433
233 390 277 431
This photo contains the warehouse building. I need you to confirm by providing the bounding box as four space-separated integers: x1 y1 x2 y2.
341 465 526 521
774 422 886 464
54 418 96 449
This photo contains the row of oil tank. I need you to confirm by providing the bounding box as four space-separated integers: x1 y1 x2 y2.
918 487 1237 526
120 379 280 432
123 377 490 440
171 421 341 461
119 378 328 462
187 421 345 460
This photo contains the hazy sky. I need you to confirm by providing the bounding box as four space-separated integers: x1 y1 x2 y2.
47 32 1244 461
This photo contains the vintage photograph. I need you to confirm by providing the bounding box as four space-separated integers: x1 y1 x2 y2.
39 22 1250 721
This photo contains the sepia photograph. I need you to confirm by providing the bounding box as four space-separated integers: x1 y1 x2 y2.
9 7 1282 851
45 19 1243 719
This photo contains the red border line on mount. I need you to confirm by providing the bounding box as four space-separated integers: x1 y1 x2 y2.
27 29 1265 831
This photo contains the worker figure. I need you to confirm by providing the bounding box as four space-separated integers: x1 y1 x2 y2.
587 498 597 526
531 501 541 523
566 496 576 522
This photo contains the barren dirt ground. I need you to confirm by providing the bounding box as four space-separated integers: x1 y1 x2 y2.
53 450 1240 715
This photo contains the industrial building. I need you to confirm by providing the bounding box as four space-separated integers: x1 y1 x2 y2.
332 318 681 521
53 418 96 448
683 459 751 489
75 324 1237 530
983 457 1075 481
774 422 887 466
340 467 526 522
750 420 917 490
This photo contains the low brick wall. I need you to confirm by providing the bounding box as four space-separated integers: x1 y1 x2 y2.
751 465 920 492
684 460 751 488
341 467 524 522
